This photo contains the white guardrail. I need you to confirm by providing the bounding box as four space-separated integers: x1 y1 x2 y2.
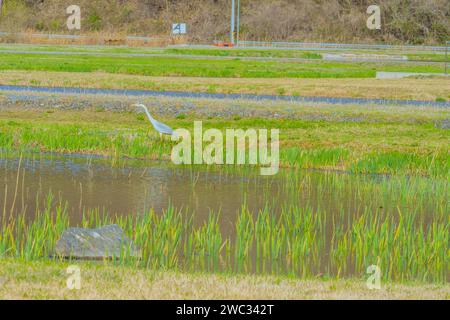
1 32 448 52
238 40 450 52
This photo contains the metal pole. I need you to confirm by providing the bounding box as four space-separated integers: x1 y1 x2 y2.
236 0 240 46
445 41 448 75
230 0 235 45
0 0 3 17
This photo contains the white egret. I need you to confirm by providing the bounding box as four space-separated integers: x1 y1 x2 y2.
133 103 173 137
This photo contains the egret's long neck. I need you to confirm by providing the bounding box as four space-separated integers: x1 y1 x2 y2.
141 106 154 122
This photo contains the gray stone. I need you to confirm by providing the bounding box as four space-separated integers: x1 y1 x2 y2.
55 224 140 259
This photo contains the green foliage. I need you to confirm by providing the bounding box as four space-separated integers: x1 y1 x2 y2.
0 50 444 79
0 53 380 78
0 115 448 177
1 175 448 283
87 13 102 31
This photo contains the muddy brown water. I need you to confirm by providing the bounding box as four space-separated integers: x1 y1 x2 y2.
1 154 285 235
1 153 446 279
0 153 439 239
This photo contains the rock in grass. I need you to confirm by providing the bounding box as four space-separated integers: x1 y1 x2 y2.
55 225 140 259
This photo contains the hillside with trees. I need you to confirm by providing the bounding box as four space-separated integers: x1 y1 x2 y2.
0 0 448 44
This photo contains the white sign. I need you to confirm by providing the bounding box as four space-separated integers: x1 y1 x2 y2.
172 23 187 35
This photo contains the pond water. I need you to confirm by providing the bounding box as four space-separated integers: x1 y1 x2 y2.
1 155 279 232
0 154 447 280
1 153 443 232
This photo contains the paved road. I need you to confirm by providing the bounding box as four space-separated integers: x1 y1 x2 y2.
376 72 450 79
0 84 448 107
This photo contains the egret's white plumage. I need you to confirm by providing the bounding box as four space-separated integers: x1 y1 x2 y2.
133 103 173 136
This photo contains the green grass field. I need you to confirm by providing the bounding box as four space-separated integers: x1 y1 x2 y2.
0 51 445 78
0 44 447 62
0 53 372 78
0 105 448 177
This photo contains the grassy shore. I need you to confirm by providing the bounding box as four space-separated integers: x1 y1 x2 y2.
1 70 450 101
0 105 448 177
0 259 448 299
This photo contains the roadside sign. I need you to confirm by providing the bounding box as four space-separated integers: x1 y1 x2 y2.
172 23 187 35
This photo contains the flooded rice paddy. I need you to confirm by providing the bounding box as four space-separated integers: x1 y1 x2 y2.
0 153 448 281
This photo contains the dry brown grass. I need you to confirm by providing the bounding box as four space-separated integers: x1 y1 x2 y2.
1 70 449 101
0 0 448 44
0 32 172 47
0 259 448 300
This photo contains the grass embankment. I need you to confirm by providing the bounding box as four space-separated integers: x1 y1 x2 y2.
0 107 448 177
0 44 447 62
167 48 449 63
0 52 445 78
0 259 448 299
0 45 324 59
1 70 450 101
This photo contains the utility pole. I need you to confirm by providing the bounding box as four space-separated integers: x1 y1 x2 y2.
236 0 240 46
230 0 235 45
230 0 241 46
445 40 448 75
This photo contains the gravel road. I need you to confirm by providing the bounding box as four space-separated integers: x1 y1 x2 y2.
0 85 448 108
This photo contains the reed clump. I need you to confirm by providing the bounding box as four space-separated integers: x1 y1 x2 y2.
0 122 448 177
1 190 447 283
1 153 447 283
